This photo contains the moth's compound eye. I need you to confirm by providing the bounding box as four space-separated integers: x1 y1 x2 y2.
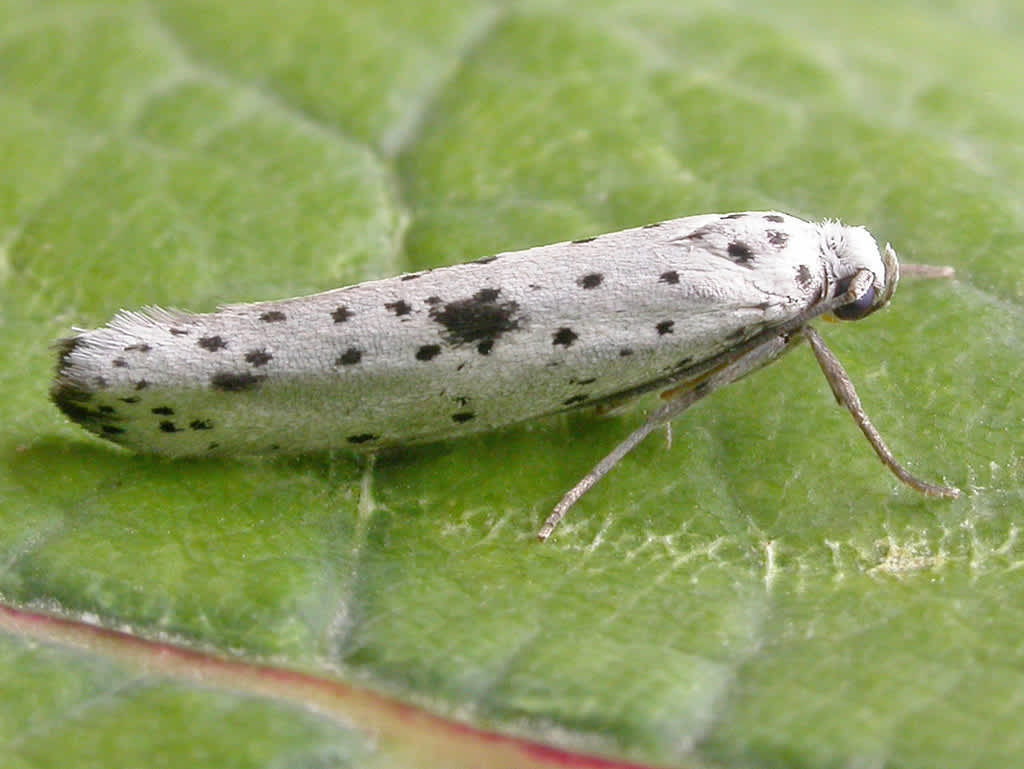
832 278 877 320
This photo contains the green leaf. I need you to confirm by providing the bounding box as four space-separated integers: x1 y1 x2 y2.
2 0 1022 767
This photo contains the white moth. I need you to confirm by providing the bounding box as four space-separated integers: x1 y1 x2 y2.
52 212 960 539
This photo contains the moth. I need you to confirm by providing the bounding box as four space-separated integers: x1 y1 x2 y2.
52 212 960 539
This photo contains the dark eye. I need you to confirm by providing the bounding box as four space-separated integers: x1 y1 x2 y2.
832 278 877 320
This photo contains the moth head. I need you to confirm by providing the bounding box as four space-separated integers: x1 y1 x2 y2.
822 223 899 321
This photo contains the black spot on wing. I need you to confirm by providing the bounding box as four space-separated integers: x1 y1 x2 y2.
796 264 813 289
552 327 578 347
660 270 680 285
764 214 785 223
336 347 362 366
642 221 664 229
578 273 604 289
151 406 174 415
766 230 789 247
722 213 747 220
656 320 674 335
400 273 423 282
123 343 151 353
169 328 189 336
619 347 634 357
112 358 128 368
332 306 353 323
474 255 498 265
476 340 493 355
727 241 755 265
159 421 181 433
245 349 273 367
210 371 266 392
429 288 519 345
475 288 500 302
385 300 412 316
416 344 441 361
198 335 227 352
259 310 287 322
682 225 715 241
